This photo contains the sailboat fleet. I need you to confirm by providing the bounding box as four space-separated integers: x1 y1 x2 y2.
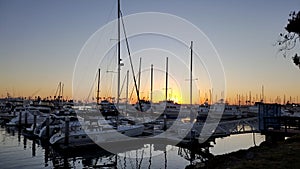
2 0 297 148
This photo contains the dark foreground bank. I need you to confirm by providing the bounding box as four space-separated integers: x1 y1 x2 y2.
187 134 300 169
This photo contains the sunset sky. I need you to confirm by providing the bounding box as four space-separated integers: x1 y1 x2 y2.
1 0 300 104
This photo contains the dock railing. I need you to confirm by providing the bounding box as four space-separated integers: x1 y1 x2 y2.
263 116 300 134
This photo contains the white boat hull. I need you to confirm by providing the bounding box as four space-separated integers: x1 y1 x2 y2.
49 125 144 146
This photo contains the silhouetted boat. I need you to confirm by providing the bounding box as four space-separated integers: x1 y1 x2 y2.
6 106 49 126
49 115 144 146
99 100 119 117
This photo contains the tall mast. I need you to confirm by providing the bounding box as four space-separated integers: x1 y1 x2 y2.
165 57 168 101
97 68 100 104
249 91 251 105
117 0 121 107
58 82 62 103
150 64 153 103
190 41 193 107
261 85 264 103
190 41 193 122
58 82 61 102
61 83 64 103
163 57 168 131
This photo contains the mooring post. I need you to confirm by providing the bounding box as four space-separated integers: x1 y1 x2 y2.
19 111 22 126
163 113 167 131
23 136 27 149
284 117 287 133
24 112 28 126
45 116 50 140
32 140 36 157
33 112 37 131
64 117 70 146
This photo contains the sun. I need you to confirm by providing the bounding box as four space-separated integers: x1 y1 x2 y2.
169 90 182 104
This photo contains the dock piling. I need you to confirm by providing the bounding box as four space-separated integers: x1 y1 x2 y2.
33 112 37 131
45 116 50 140
25 112 28 126
18 111 22 126
64 117 70 146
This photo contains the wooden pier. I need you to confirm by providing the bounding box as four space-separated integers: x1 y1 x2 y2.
259 103 300 142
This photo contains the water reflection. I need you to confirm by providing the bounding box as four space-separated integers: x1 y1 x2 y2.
41 138 214 169
0 125 264 169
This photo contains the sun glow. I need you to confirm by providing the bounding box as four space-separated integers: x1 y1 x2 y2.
168 90 182 104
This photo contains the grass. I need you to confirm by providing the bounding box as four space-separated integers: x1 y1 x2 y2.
204 135 300 169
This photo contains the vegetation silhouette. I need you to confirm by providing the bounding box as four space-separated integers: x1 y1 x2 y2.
276 11 300 68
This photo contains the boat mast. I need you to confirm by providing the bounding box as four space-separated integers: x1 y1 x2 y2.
190 41 193 106
163 57 168 131
61 83 64 103
117 0 121 108
150 64 153 103
119 9 142 112
261 85 264 103
190 41 193 122
58 82 61 103
165 57 168 101
97 68 100 104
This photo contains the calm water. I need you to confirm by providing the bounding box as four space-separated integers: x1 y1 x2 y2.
0 126 265 169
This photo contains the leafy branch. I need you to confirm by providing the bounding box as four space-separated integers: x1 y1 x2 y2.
276 11 300 68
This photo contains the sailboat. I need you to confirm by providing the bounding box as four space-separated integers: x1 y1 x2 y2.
134 58 152 112
50 0 144 146
49 115 144 146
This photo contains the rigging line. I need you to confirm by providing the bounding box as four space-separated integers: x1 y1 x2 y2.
86 71 98 101
54 82 60 97
129 72 140 101
31 88 41 98
120 10 143 111
132 67 151 101
129 84 135 102
119 71 127 99
141 73 150 99
136 68 150 100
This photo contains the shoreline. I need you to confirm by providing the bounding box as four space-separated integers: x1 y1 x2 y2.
188 134 300 169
